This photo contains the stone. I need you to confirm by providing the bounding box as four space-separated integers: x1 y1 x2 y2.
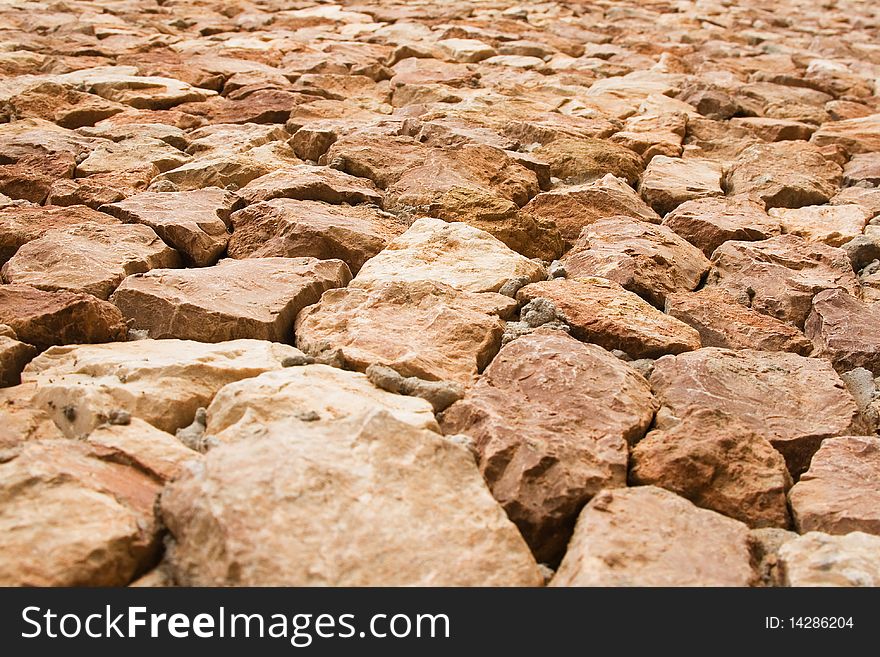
288 126 339 161
56 66 215 110
1 222 181 300
521 174 661 244
205 364 439 445
320 132 428 189
0 80 126 129
662 196 779 257
149 142 301 192
100 188 241 267
561 216 710 307
665 287 813 354
0 203 119 265
437 39 496 63
767 204 869 247
805 289 880 374
0 384 63 451
729 117 815 142
87 418 200 483
75 137 190 177
160 412 543 586
778 532 880 586
706 235 860 328
630 409 792 528
440 331 656 563
789 435 880 536
0 439 161 586
110 257 351 342
724 141 842 209
517 278 701 358
0 329 36 387
531 137 643 185
228 199 407 274
549 487 755 586
365 364 463 413
295 281 515 387
21 339 302 437
236 165 383 206
811 113 880 154
351 217 546 294
639 156 723 216
0 284 127 349
650 348 858 476
843 152 880 187
610 112 686 161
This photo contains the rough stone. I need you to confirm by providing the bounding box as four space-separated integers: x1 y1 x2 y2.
440 331 657 563
778 532 880 586
237 165 383 206
806 289 880 374
111 257 351 342
549 487 755 587
768 204 869 247
639 156 723 216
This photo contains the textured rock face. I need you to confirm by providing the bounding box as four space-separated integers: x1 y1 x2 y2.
639 156 723 216
811 113 880 154
725 141 842 209
229 199 406 271
768 204 869 248
440 331 656 562
562 216 711 307
630 410 791 528
665 287 813 354
550 487 755 586
805 289 880 374
532 137 644 185
650 348 858 476
236 165 383 205
0 327 36 387
206 364 439 445
661 196 779 257
0 439 161 586
778 532 880 586
351 217 546 294
0 204 119 265
100 187 240 267
1 222 181 299
21 339 301 436
295 281 513 387
517 278 701 358
522 174 661 244
110 257 351 342
161 412 543 586
706 235 860 328
0 284 127 349
789 436 880 535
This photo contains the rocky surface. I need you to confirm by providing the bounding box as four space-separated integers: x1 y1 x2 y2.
2 0 880 587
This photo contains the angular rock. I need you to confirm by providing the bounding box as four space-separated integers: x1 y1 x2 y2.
320 132 428 189
295 281 515 387
206 364 438 445
0 327 36 387
0 284 127 349
517 277 701 358
665 287 813 354
805 289 880 374
778 531 880 586
789 435 880 536
768 204 868 247
724 141 842 209
843 152 880 187
650 348 858 475
0 440 161 586
561 216 710 307
639 156 723 216
662 195 779 257
0 383 63 450
521 173 661 244
236 165 383 206
0 203 119 265
440 331 656 562
811 113 880 154
707 235 860 328
729 117 815 142
532 137 643 185
2 222 181 299
56 66 215 110
630 409 792 528
21 339 301 437
550 487 755 586
111 257 350 342
100 188 241 267
160 412 543 586
351 217 546 294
